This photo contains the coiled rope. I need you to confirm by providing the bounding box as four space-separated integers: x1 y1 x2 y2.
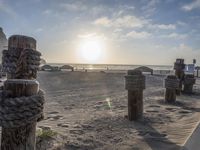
0 90 45 128
0 47 44 128
2 48 41 79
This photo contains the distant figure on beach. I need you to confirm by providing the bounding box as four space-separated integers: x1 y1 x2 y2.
106 66 109 70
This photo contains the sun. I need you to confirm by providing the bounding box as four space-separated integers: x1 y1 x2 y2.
79 39 104 63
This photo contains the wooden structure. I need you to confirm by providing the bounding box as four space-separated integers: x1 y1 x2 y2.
174 59 185 95
125 70 145 121
183 74 196 94
0 35 44 150
196 66 200 77
134 66 153 75
41 64 54 71
40 65 60 71
60 65 74 71
165 75 179 103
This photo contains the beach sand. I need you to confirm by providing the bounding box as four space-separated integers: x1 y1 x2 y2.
1 71 200 150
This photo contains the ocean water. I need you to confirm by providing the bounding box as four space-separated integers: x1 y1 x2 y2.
49 63 173 71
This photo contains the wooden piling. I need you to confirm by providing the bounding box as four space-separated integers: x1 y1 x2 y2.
165 75 179 103
183 74 196 94
1 35 43 150
196 67 200 78
174 59 185 95
125 70 145 121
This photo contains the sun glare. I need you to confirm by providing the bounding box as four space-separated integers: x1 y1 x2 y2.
79 38 104 63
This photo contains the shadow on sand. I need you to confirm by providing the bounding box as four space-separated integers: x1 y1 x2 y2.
158 93 200 113
81 115 183 150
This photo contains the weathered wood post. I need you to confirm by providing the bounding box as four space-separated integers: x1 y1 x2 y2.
165 75 179 103
183 74 196 94
125 70 145 121
174 59 185 95
0 35 44 150
196 67 199 78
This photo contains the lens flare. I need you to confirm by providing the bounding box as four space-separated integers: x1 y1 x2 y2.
106 98 111 109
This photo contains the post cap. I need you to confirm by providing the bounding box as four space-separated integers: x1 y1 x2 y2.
8 35 36 50
175 59 184 64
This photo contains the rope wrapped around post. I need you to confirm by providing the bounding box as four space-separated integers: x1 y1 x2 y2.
125 70 145 121
0 35 45 150
2 48 41 79
183 74 196 94
164 75 179 103
0 89 44 128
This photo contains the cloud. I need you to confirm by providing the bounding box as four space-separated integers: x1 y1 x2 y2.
42 9 52 15
148 24 176 30
94 17 111 27
126 31 151 39
182 0 200 11
177 21 187 26
157 24 176 30
77 33 107 41
94 15 148 28
141 0 160 17
114 28 122 33
123 6 135 10
78 33 97 38
171 43 200 63
162 33 188 39
0 0 17 18
152 43 200 65
59 2 87 12
35 28 43 33
114 15 147 28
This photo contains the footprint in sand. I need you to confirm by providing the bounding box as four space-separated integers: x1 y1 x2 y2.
48 111 59 114
57 123 69 128
64 106 73 110
145 110 159 113
81 124 94 130
178 110 192 114
69 129 84 135
165 107 177 112
47 114 63 120
148 105 161 108
64 143 81 149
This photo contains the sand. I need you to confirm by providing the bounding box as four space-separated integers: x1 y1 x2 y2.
1 71 200 150
32 71 200 150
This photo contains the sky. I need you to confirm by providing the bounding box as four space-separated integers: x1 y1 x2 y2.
0 0 200 65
